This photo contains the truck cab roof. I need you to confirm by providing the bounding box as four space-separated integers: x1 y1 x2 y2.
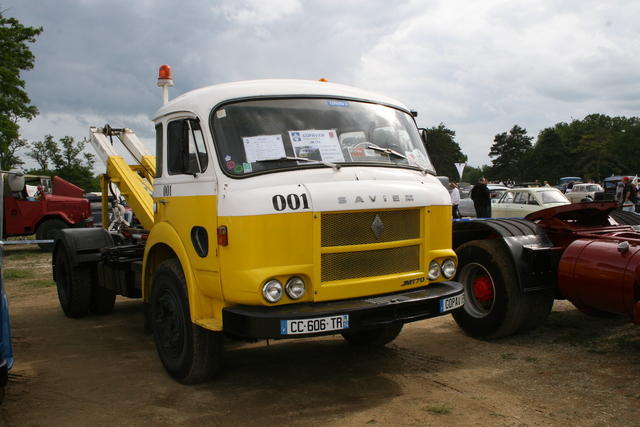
153 79 410 122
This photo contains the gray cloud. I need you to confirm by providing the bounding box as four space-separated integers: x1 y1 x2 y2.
6 0 640 172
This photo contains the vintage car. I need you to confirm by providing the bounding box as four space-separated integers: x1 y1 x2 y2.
458 184 509 217
565 183 605 203
557 176 582 192
491 187 570 218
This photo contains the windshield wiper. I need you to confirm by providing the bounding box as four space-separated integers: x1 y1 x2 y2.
257 156 341 171
364 144 427 174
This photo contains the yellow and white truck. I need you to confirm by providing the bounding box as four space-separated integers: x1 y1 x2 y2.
52 66 463 384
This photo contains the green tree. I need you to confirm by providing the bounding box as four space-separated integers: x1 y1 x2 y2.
461 165 490 184
26 134 98 191
488 125 532 182
0 9 43 169
426 123 467 181
26 134 57 172
528 125 574 185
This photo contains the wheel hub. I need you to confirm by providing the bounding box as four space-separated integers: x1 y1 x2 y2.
473 276 494 302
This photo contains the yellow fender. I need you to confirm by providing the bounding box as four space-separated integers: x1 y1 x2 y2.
142 221 217 326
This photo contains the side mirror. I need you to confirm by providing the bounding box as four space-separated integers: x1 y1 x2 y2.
418 128 429 153
8 169 25 192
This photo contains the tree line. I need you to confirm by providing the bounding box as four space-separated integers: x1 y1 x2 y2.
427 114 640 186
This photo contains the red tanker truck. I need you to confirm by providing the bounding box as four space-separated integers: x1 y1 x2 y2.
451 201 640 339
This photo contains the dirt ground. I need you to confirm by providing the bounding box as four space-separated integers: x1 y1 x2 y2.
1 244 639 427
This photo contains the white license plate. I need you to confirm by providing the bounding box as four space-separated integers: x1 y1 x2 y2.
440 294 465 313
280 315 350 335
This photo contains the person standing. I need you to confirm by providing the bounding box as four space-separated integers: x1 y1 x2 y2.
449 182 461 218
621 176 637 212
471 177 492 218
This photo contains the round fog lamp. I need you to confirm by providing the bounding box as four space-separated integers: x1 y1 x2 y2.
286 276 306 300
262 280 283 303
442 259 456 279
428 260 441 280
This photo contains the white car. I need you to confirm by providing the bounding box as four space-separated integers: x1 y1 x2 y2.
566 183 604 203
492 187 570 218
458 184 509 217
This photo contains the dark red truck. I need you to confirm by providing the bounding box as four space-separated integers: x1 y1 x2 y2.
3 174 92 251
451 202 640 338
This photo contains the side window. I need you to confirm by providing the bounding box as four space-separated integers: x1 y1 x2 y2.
500 192 513 203
527 194 539 205
513 192 526 204
167 118 209 175
155 124 163 178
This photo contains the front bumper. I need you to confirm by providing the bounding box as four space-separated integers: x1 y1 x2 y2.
222 281 463 340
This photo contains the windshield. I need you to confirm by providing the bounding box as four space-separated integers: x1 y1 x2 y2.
538 190 569 204
211 98 434 177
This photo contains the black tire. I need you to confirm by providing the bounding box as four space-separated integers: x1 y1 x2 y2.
54 247 91 318
609 210 640 225
341 324 404 347
150 259 223 384
90 283 116 315
36 219 68 251
452 240 528 339
517 288 555 334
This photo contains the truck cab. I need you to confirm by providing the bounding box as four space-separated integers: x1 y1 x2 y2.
53 73 464 384
4 174 91 251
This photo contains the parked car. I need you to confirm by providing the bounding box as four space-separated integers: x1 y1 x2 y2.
557 176 582 192
458 184 509 217
566 183 605 203
0 262 11 403
492 187 570 218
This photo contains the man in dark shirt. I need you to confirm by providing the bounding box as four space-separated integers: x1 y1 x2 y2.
471 177 492 218
621 176 637 212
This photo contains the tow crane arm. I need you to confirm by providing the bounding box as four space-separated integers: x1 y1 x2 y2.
89 126 155 230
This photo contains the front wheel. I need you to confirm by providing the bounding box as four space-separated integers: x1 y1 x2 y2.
341 324 404 347
150 259 223 384
452 240 529 339
36 219 68 251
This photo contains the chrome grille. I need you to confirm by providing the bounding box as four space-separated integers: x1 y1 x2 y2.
321 246 420 282
320 209 422 282
321 209 420 247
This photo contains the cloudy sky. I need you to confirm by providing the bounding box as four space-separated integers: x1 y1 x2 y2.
6 0 640 171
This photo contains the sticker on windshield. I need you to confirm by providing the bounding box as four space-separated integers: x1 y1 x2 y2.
243 134 286 163
289 130 345 163
327 100 350 107
347 143 391 163
406 149 430 170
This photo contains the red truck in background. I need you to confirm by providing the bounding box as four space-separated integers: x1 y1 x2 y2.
2 172 92 251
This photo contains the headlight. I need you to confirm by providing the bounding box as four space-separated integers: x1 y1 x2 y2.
442 259 457 279
262 280 283 303
428 260 441 280
286 277 306 300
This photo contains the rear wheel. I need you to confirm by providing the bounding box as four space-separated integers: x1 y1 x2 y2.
36 219 68 251
54 246 91 318
517 288 555 334
150 259 223 384
341 324 404 347
453 240 529 339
